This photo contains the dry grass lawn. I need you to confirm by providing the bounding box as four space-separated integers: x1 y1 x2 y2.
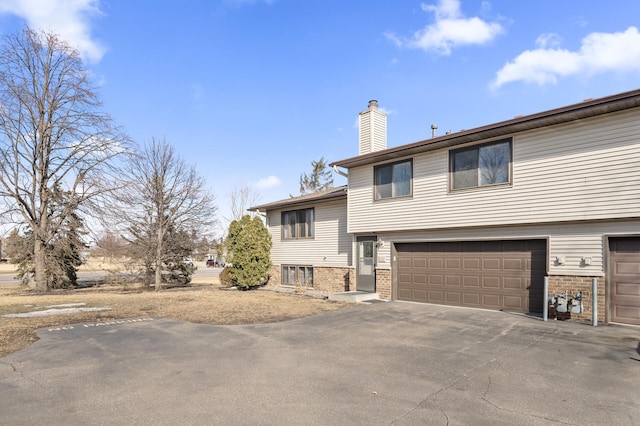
0 262 351 357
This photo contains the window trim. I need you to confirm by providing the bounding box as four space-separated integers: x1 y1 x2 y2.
449 138 513 191
281 207 315 240
281 265 314 288
373 158 413 200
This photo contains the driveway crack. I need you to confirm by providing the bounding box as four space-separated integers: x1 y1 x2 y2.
481 373 577 425
391 327 561 425
1 361 47 389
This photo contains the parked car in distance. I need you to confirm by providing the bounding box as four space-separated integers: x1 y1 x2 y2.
206 259 225 268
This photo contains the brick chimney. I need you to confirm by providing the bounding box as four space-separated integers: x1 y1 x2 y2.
358 100 387 155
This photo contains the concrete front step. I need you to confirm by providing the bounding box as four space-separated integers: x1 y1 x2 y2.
328 291 380 303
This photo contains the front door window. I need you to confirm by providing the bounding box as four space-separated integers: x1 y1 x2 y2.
357 236 376 292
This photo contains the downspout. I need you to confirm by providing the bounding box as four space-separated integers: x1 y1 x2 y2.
333 165 348 178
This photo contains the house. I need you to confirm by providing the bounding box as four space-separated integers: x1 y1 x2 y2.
250 186 354 293
252 89 640 326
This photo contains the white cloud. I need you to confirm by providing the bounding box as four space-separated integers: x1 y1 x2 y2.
0 0 105 63
535 33 562 49
492 26 640 88
385 0 504 55
255 175 281 189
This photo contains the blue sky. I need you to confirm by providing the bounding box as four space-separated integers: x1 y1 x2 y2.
1 0 639 233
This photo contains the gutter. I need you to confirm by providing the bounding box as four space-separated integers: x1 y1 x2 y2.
332 165 348 178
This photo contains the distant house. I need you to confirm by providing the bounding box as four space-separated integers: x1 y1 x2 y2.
253 89 640 326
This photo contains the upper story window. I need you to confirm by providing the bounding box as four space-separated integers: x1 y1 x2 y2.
450 139 512 190
282 208 314 240
374 159 412 200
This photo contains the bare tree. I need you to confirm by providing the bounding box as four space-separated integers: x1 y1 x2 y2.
226 185 261 223
0 28 130 291
114 138 216 291
92 231 127 262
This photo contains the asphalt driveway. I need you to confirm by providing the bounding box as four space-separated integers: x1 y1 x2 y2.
1 302 638 425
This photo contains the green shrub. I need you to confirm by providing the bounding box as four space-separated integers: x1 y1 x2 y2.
226 215 272 288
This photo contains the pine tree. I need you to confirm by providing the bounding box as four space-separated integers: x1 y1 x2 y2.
8 185 88 288
299 157 334 195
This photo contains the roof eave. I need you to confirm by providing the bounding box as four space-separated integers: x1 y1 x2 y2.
331 89 640 169
248 187 347 212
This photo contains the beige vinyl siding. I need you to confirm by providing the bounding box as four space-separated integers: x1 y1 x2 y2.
267 200 351 268
347 109 640 234
373 220 640 277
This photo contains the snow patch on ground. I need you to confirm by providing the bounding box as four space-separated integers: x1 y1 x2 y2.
3 306 111 318
44 303 87 309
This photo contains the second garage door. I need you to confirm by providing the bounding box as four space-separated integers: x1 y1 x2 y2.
609 237 640 325
396 240 546 313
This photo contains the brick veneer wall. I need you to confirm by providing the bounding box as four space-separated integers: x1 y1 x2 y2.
314 267 355 293
376 269 391 300
547 275 605 322
268 265 355 293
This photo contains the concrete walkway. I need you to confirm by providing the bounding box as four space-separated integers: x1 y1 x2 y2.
1 302 638 425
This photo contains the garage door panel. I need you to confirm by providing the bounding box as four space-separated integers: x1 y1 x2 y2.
397 288 412 300
412 274 427 285
463 293 481 306
615 305 640 323
398 273 412 284
482 276 500 289
504 277 525 290
481 294 501 308
396 240 546 313
445 275 461 287
413 289 428 302
504 258 524 271
445 292 461 304
429 290 444 303
615 282 640 296
446 258 461 269
398 258 412 268
615 260 640 275
413 258 427 269
610 238 640 325
463 276 480 287
429 274 444 285
504 296 525 310
483 259 501 270
463 259 480 269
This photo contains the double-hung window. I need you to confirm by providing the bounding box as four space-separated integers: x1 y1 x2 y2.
282 208 314 240
450 139 512 190
374 159 412 200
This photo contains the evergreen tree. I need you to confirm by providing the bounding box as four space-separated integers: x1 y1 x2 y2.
299 157 334 195
226 215 271 288
7 185 87 288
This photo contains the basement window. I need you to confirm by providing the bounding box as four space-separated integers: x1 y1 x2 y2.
282 265 314 287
